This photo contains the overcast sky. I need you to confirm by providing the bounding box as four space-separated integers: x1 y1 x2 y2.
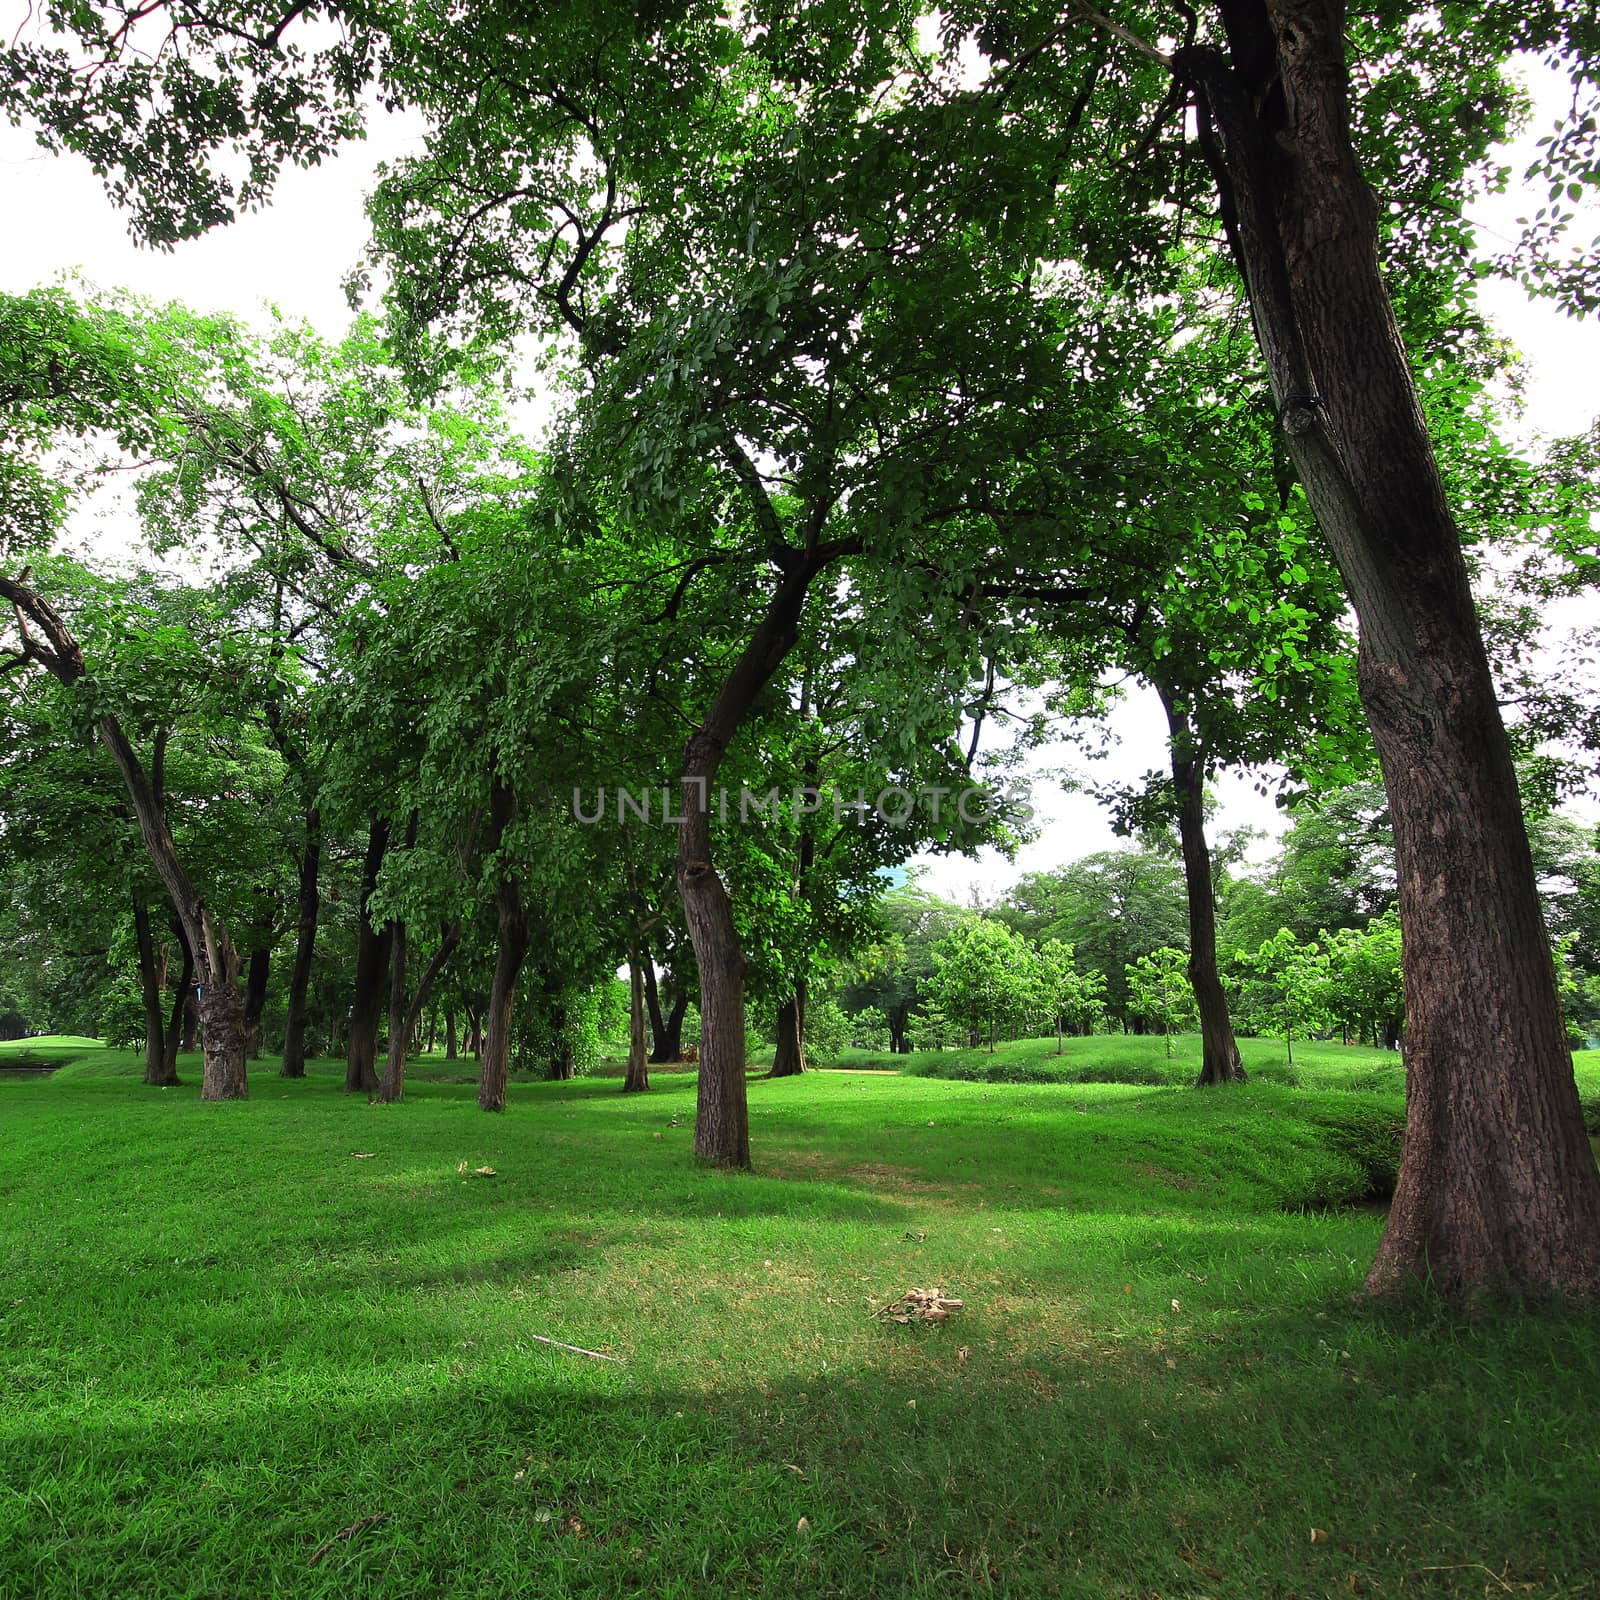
2 54 1595 905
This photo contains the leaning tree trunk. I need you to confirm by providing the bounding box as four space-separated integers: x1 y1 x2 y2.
345 816 392 1095
480 780 530 1113
624 948 650 1093
769 981 807 1079
281 807 320 1078
1180 0 1600 1294
678 557 838 1167
133 897 177 1086
0 578 249 1097
1156 687 1246 1086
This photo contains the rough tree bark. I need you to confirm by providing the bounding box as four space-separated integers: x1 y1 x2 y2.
1174 0 1600 1293
0 578 249 1099
345 816 392 1095
479 779 529 1113
624 947 650 1092
132 897 177 1086
1155 686 1246 1086
281 807 320 1078
445 1007 458 1060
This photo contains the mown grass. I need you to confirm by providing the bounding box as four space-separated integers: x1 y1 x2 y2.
3 1040 1599 1598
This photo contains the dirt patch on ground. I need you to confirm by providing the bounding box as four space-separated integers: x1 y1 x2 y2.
766 1149 984 1206
1134 1161 1199 1190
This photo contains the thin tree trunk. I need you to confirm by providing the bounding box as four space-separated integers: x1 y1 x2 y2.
546 997 576 1081
1179 0 1600 1294
445 1007 458 1060
345 816 392 1095
133 897 176 1086
378 917 409 1103
281 807 320 1078
1157 687 1246 1086
624 948 650 1092
643 952 668 1058
242 945 271 1061
480 780 529 1113
164 916 194 1081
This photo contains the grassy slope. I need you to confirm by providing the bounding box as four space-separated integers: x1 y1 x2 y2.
2 1043 1599 1598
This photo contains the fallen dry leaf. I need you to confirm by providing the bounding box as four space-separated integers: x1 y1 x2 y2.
350 1152 377 1159
796 1517 811 1537
1310 1528 1329 1545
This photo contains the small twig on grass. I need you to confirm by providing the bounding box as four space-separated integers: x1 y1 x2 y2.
530 1333 621 1362
308 1513 386 1566
1411 1565 1517 1594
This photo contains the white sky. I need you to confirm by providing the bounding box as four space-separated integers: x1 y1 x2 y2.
2 55 1596 906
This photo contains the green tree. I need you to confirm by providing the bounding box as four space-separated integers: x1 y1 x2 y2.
929 918 1035 1053
1126 947 1197 1058
1233 929 1333 1066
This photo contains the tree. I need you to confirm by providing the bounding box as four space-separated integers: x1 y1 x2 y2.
1324 910 1405 1050
1032 938 1105 1053
1126 947 1196 1057
1232 928 1332 1066
928 919 1034 1053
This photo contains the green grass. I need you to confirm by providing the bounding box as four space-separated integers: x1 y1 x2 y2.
3 1043 1600 1598
0 1035 105 1072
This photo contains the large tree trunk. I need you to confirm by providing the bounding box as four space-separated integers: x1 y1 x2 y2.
133 897 177 1086
281 807 320 1078
1181 0 1600 1294
769 981 807 1078
1156 687 1246 1087
479 780 529 1113
242 945 271 1061
624 949 650 1093
445 1008 458 1060
345 816 392 1095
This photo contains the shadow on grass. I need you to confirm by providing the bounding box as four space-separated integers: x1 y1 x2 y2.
5 1303 1599 1600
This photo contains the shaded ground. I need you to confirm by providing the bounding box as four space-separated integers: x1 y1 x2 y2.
2 1045 1598 1597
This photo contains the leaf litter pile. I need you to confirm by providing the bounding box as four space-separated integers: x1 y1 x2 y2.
874 1287 964 1324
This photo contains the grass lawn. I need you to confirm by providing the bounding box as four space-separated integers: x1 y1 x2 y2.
3 1038 1599 1598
